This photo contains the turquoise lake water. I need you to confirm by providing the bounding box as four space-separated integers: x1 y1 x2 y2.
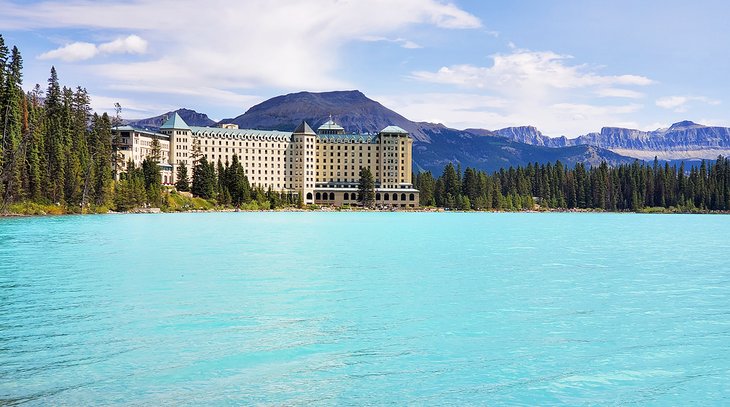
1 212 729 405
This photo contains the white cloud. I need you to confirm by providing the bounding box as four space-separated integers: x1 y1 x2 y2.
97 35 148 54
39 35 148 62
595 88 645 99
377 92 647 136
38 42 98 62
412 50 653 90
400 49 655 136
360 36 422 49
89 94 176 119
655 95 720 113
5 0 480 107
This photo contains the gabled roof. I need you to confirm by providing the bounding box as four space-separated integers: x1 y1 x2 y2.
160 112 191 130
380 125 408 134
293 121 316 135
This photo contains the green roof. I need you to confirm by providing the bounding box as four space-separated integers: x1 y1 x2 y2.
293 121 316 135
318 119 344 132
380 125 408 134
190 126 292 139
160 112 191 130
317 133 378 143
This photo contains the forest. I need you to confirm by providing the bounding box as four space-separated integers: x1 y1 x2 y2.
0 36 293 214
415 158 730 212
2 35 729 215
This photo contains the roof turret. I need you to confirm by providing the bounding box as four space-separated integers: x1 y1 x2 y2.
293 121 316 135
380 125 408 134
160 112 191 130
317 116 345 134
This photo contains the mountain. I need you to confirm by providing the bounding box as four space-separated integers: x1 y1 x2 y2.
491 126 569 147
127 108 216 129
491 120 730 160
218 90 634 173
221 90 439 142
416 129 634 174
132 90 636 173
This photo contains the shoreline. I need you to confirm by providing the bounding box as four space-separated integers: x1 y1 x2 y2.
2 206 729 218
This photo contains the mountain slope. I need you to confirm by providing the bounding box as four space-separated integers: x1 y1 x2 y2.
417 130 634 174
127 108 216 128
221 90 437 142
491 120 730 160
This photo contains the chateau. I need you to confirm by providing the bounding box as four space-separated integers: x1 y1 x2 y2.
113 114 419 207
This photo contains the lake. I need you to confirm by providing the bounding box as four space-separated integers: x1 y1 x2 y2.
1 212 729 405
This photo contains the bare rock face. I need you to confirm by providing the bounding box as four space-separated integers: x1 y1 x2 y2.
493 120 730 158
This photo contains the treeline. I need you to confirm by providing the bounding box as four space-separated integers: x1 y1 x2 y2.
0 36 291 213
185 155 300 210
0 35 114 212
415 158 730 212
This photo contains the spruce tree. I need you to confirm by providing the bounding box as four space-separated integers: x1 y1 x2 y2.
192 156 214 199
175 162 190 192
358 167 375 208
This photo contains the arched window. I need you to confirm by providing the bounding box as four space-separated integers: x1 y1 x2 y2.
329 192 335 200
401 193 406 201
392 193 397 201
306 192 312 200
376 193 381 200
343 192 349 200
409 193 415 201
316 192 321 200
352 193 358 201
384 193 390 201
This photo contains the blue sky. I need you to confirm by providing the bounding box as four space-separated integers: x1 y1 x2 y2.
1 0 728 137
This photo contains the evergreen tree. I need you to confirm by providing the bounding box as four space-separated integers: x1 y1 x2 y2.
192 156 215 199
358 167 375 208
0 46 23 205
141 157 162 206
415 171 436 206
175 161 190 192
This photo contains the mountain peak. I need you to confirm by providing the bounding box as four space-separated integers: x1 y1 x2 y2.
668 120 702 130
222 89 432 140
127 108 215 129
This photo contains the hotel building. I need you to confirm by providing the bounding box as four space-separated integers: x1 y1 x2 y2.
113 113 419 207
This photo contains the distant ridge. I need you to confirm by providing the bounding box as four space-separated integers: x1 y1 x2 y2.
127 108 216 129
489 120 730 160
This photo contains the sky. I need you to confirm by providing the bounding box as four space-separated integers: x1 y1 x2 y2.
1 0 729 137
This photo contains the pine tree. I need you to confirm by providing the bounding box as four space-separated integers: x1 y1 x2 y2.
192 156 214 199
0 46 23 206
93 113 113 206
358 167 375 208
141 157 161 206
175 161 190 192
